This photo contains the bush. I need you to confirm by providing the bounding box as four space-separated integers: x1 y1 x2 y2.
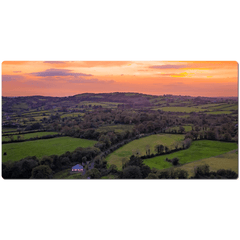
146 173 158 179
31 165 53 179
172 157 179 166
193 164 210 178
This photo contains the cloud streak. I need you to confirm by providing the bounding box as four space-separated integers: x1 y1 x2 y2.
30 68 93 77
2 75 23 82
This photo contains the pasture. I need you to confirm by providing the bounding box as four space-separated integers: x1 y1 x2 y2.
106 134 185 169
2 137 97 162
2 131 58 142
143 140 238 170
174 150 238 177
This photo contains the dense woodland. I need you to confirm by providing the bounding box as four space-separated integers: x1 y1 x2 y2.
2 92 238 179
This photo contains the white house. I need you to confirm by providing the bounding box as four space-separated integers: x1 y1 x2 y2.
72 164 83 172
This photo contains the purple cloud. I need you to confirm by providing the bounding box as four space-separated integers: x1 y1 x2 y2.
30 68 93 77
149 64 189 69
13 71 22 73
2 75 23 82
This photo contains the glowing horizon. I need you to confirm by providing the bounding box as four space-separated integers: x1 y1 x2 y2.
2 61 238 97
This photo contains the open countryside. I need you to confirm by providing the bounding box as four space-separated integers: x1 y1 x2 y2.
2 61 238 179
143 140 238 170
106 134 185 169
2 137 97 162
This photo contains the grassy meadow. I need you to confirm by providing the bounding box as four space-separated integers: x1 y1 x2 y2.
143 140 238 170
106 134 185 169
2 137 97 162
173 150 238 177
2 131 58 142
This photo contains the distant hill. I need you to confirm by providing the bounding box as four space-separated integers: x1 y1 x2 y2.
2 92 238 113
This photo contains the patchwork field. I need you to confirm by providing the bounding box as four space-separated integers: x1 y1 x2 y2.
106 134 185 169
173 150 238 177
143 140 238 170
2 137 97 162
2 131 58 142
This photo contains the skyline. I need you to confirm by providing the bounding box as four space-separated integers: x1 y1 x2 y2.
2 61 238 97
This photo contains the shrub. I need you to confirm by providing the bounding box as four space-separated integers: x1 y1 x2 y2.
172 157 179 166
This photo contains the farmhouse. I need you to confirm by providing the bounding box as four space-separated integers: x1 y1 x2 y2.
72 164 83 172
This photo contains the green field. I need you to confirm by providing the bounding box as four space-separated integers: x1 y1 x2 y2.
157 106 207 113
60 112 84 118
97 124 134 133
173 150 238 177
2 131 58 142
106 134 185 169
143 140 238 170
78 101 120 108
2 128 18 133
2 137 97 162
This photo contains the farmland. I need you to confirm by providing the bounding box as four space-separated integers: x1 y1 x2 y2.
143 140 238 170
2 131 58 142
173 150 238 177
2 137 97 162
2 92 238 179
106 134 185 169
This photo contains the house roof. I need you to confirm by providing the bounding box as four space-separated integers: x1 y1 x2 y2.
72 164 83 170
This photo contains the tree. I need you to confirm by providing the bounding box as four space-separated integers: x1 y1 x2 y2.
31 165 52 179
87 168 101 179
154 144 164 154
146 173 158 179
141 165 151 179
179 126 185 133
145 145 151 155
172 158 179 166
122 166 142 179
164 146 169 153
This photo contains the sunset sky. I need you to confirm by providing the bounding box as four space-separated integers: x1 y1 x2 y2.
2 61 238 97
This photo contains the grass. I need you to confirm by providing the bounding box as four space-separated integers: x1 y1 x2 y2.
2 128 18 133
2 131 58 142
174 150 238 177
106 134 185 169
60 112 84 118
2 137 97 162
143 140 238 170
97 124 134 133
